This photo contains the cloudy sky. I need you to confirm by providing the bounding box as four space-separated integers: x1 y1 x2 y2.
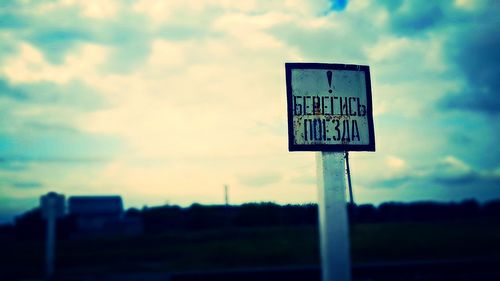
0 0 499 223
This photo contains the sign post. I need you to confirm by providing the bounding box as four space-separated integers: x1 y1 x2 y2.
285 63 375 281
317 152 350 281
40 192 65 280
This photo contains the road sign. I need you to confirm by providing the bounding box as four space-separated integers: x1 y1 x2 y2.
286 63 375 152
286 62 376 281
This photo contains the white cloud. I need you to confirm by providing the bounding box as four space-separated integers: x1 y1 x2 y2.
60 0 119 19
1 43 109 84
368 35 448 73
212 12 287 50
148 39 190 68
386 155 406 170
433 155 473 179
454 0 482 11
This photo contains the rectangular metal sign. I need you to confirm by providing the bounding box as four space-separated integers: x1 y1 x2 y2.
286 63 375 152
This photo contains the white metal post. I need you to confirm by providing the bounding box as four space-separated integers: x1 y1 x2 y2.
45 204 56 280
316 152 351 281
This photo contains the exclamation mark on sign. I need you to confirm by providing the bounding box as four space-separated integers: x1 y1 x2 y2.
327 71 333 93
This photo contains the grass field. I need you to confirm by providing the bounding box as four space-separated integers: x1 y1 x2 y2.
2 219 500 280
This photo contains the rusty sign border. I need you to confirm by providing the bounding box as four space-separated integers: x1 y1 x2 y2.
285 62 376 152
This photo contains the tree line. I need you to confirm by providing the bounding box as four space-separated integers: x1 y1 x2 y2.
136 199 500 233
2 199 499 240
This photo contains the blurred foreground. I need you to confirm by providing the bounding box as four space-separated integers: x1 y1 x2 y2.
1 201 500 280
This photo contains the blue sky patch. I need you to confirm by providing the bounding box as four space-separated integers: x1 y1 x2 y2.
330 0 348 11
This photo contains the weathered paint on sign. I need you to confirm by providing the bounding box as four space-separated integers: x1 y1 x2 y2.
286 63 375 152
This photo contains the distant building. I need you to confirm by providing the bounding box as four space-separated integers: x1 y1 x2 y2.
69 196 123 218
68 196 141 237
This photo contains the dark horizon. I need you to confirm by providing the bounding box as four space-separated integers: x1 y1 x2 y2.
4 194 500 227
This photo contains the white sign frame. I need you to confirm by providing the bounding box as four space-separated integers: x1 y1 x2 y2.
286 63 375 152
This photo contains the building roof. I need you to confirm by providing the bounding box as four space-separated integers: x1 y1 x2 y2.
68 196 123 216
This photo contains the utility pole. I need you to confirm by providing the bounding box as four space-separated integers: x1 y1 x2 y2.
224 184 229 206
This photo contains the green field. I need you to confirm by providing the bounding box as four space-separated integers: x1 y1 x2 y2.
2 219 500 279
